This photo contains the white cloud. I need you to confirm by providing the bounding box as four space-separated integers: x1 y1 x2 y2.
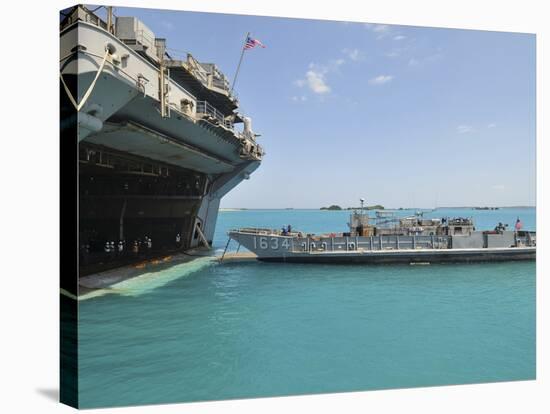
291 95 307 102
342 48 363 61
364 23 391 39
488 123 497 128
369 75 394 85
294 49 365 96
492 184 505 190
303 70 330 94
295 59 346 95
457 125 473 134
364 23 389 32
394 35 406 40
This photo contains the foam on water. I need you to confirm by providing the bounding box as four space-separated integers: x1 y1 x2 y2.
79 256 216 300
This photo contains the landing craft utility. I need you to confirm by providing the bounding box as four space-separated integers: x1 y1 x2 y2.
227 203 535 264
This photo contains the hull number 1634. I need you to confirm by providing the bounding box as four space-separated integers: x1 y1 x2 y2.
253 236 290 250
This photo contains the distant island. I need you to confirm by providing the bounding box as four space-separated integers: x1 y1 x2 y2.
320 205 343 211
347 204 384 211
320 204 384 211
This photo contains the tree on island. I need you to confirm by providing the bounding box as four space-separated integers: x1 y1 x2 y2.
320 205 343 211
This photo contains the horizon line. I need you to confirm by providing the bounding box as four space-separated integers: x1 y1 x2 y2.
220 205 536 210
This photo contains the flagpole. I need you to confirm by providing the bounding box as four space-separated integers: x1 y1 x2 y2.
231 32 250 93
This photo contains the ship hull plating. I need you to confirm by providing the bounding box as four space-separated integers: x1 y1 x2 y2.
256 248 536 264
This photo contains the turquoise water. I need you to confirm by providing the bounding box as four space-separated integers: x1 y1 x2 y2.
78 208 536 408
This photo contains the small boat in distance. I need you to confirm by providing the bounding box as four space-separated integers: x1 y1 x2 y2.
226 203 535 264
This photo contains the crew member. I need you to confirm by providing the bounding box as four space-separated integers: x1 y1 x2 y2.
515 217 523 232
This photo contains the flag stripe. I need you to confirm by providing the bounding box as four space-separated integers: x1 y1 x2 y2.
244 36 265 50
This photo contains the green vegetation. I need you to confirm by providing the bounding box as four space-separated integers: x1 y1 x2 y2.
320 205 343 211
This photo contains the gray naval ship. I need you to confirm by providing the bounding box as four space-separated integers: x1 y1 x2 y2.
228 205 536 264
60 6 263 274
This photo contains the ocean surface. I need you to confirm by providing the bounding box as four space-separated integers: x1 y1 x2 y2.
78 208 536 408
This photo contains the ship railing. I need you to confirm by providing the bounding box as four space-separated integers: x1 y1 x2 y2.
185 54 210 85
82 9 109 30
230 228 280 236
187 55 233 94
195 101 234 130
516 232 536 247
212 76 230 91
61 5 110 31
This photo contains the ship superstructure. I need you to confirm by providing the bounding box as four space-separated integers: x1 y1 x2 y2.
60 6 263 274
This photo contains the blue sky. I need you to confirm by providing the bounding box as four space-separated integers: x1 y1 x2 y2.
111 6 536 208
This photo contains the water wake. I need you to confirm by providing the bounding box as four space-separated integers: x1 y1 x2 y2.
79 256 216 300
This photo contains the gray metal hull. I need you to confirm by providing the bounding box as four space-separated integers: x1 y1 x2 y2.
228 230 536 264
256 248 536 264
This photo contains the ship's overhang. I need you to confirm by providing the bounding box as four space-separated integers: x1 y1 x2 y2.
85 121 236 174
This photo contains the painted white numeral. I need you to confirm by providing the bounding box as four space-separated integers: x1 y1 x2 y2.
259 237 268 249
270 237 279 249
281 238 290 249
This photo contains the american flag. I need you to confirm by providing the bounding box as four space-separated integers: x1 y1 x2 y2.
244 35 265 50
